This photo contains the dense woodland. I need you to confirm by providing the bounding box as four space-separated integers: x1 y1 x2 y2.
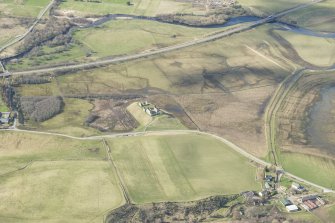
20 96 63 122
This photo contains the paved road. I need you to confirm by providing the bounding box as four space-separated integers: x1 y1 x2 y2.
0 0 55 54
1 127 333 193
9 0 323 77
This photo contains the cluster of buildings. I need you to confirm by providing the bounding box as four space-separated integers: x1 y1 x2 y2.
138 101 161 117
242 171 326 214
279 182 325 212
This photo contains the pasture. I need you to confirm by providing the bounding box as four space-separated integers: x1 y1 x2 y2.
28 24 295 156
108 133 260 203
274 30 335 67
238 0 309 15
27 98 99 137
56 24 293 95
0 132 124 223
284 0 335 32
280 152 335 189
74 20 221 58
59 0 194 17
0 0 51 17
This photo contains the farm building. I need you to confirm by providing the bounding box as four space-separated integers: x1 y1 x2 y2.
280 198 293 207
291 182 305 192
265 175 273 182
145 107 160 116
0 117 9 124
0 112 10 124
286 204 299 212
258 190 270 198
299 195 325 211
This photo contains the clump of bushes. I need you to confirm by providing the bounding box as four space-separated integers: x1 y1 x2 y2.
20 96 63 122
14 76 51 85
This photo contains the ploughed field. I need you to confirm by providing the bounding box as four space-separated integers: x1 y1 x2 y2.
107 134 260 203
0 132 125 223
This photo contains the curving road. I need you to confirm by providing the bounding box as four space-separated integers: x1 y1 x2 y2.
9 0 323 77
1 126 333 193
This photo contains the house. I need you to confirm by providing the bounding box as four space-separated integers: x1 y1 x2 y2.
0 117 9 124
145 107 160 116
286 204 299 212
242 191 254 199
292 182 305 192
264 182 271 189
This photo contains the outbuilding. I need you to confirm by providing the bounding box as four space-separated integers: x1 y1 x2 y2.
286 204 299 212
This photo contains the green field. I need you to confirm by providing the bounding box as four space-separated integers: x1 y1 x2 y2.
60 0 194 17
0 131 261 220
280 152 335 189
0 132 124 223
108 134 260 203
144 115 186 131
0 0 51 17
22 98 100 137
275 30 335 67
74 20 219 58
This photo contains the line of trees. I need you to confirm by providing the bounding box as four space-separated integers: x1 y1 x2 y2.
13 76 51 85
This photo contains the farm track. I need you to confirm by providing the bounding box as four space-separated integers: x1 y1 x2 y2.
0 0 56 54
6 0 323 77
102 139 131 204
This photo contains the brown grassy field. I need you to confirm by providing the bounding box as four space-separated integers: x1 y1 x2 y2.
14 24 299 155
277 71 335 159
276 70 335 188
